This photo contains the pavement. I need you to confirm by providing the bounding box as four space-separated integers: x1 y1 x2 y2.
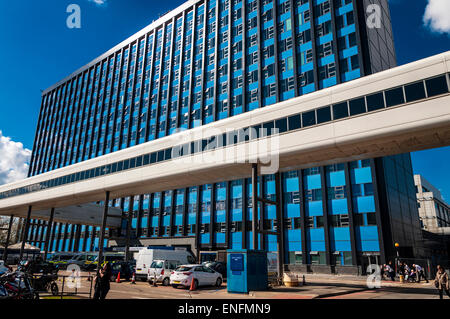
42 271 443 299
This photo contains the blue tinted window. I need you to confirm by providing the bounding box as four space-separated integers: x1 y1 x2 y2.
288 114 301 130
385 87 404 107
143 154 150 165
366 92 384 111
316 106 331 124
157 150 165 162
302 111 316 127
333 102 348 120
165 148 172 160
150 152 157 163
425 75 448 97
136 156 142 167
263 121 274 136
275 118 288 133
349 98 366 116
405 81 426 102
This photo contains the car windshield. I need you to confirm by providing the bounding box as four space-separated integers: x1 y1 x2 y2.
60 255 73 261
150 261 164 269
176 266 192 272
87 255 97 261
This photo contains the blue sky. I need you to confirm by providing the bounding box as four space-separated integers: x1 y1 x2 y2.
0 0 449 196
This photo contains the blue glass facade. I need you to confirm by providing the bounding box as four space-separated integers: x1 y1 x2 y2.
24 0 423 270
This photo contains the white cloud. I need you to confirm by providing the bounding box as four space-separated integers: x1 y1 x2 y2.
423 0 450 34
0 131 31 186
88 0 108 6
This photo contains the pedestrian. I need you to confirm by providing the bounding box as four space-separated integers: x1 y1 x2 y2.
398 262 405 277
93 262 112 300
409 268 417 282
434 265 450 299
384 262 395 281
413 264 429 283
404 263 410 281
380 264 385 280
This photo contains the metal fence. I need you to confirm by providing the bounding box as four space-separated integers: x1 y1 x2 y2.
36 274 94 299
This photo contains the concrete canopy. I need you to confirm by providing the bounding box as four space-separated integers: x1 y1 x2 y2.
1 203 122 228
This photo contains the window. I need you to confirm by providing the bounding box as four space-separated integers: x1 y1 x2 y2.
366 92 385 112
343 251 353 265
404 81 426 102
302 110 316 127
333 102 348 120
367 212 377 225
425 75 448 97
288 251 303 264
288 114 301 130
316 106 331 124
364 183 374 196
275 118 288 133
354 214 364 226
349 98 366 116
385 87 405 107
316 216 324 228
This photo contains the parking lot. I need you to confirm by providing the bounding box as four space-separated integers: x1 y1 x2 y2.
43 271 442 300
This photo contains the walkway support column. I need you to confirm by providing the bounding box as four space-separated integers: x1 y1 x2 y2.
251 164 258 250
125 196 134 262
275 172 284 282
43 208 55 261
20 206 32 261
2 215 14 262
97 191 110 274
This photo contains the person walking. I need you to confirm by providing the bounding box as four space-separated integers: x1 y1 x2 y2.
385 262 395 281
413 264 429 283
93 262 112 300
434 265 450 299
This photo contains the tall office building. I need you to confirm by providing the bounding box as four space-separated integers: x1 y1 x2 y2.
25 0 423 273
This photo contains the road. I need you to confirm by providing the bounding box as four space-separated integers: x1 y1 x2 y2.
46 271 443 299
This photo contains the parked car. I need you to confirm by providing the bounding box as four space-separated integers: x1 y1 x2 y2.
170 264 223 289
66 253 97 271
135 248 195 281
110 261 135 282
47 253 76 269
90 252 125 268
147 259 182 286
202 261 227 279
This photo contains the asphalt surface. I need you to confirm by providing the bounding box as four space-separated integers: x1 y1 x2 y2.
42 271 444 299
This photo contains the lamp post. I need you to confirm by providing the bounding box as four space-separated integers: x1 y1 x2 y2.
394 243 400 274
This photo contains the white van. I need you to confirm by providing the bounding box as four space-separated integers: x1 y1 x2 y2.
135 248 195 281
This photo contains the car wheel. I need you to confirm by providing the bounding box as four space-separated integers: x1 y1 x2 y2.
51 282 59 296
110 275 116 282
162 277 170 286
215 278 222 287
172 284 178 288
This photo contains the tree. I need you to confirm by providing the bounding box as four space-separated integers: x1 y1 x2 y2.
0 216 21 246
